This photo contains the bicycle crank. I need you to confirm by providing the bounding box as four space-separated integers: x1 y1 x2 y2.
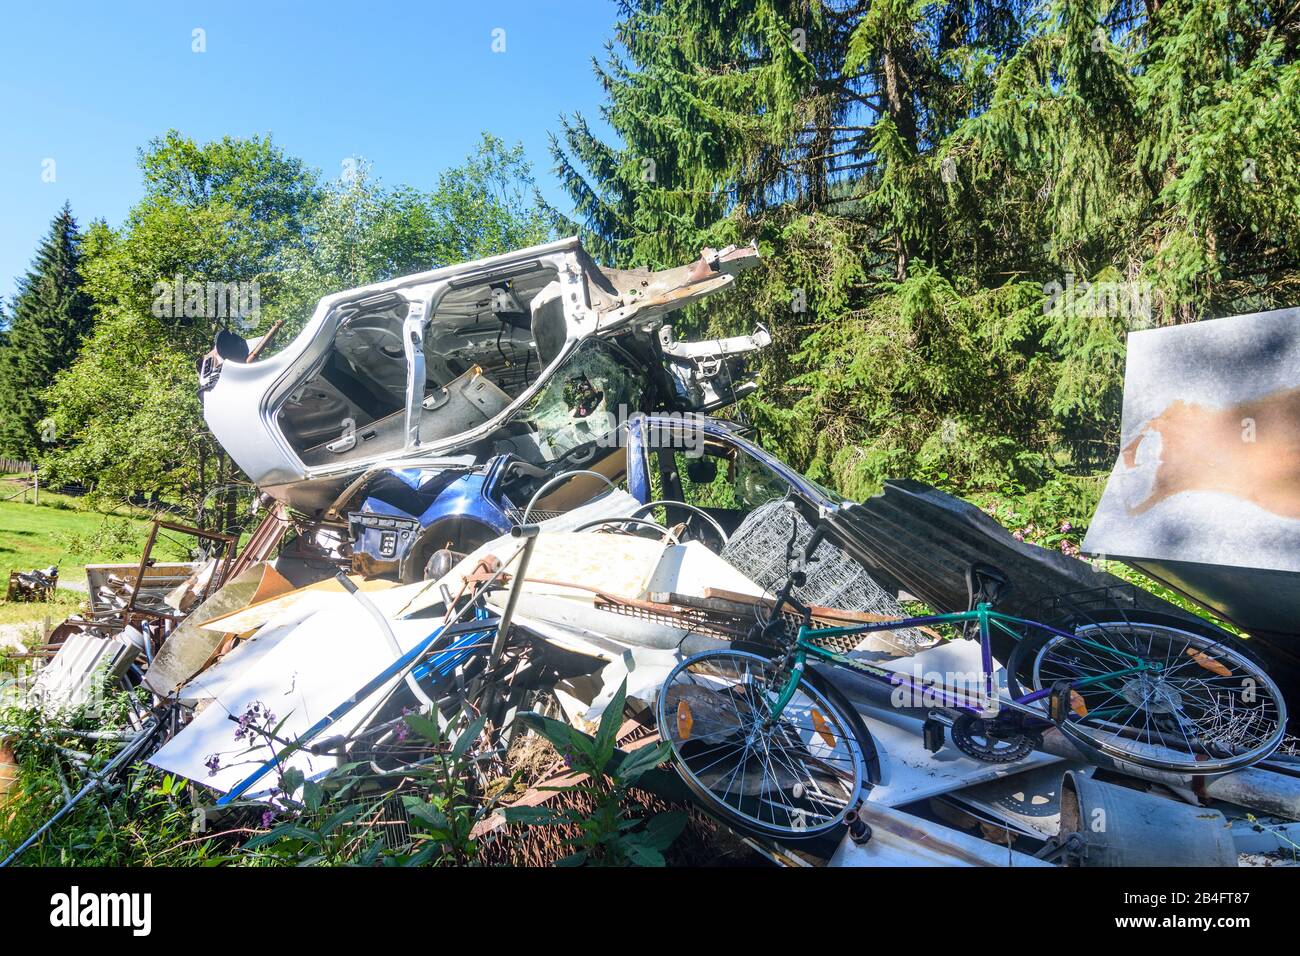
950 713 1041 763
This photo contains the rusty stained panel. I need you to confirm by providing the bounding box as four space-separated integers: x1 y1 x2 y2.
1084 306 1300 634
1120 385 1300 520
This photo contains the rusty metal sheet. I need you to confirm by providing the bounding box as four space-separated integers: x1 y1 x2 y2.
1083 307 1300 636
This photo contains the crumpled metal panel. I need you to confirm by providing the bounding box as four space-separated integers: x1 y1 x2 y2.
824 479 1168 621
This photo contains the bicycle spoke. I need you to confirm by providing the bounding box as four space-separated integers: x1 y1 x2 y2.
659 648 866 838
1031 621 1285 773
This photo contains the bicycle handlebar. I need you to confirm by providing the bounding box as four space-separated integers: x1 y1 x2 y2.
750 513 825 642
802 525 826 563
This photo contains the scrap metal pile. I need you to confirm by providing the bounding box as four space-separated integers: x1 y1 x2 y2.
4 243 1299 867
6 566 58 603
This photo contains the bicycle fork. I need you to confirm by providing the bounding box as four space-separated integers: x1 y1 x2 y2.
764 649 808 728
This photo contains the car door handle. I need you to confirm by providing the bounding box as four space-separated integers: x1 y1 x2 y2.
326 433 356 454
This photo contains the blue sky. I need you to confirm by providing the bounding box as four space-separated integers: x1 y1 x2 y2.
0 1 618 302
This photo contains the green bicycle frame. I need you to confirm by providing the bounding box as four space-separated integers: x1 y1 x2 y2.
766 603 1155 722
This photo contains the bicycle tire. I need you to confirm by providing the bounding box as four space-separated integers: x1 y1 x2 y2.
656 643 876 840
1006 614 1285 775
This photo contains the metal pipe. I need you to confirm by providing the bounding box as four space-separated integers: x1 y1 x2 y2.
488 525 539 670
0 725 137 743
0 721 157 868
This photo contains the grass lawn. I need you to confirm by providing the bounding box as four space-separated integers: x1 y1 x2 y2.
0 477 192 627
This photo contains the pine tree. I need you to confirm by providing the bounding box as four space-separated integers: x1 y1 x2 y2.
0 203 93 459
549 1 1300 497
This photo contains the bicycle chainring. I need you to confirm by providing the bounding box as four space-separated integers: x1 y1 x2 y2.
950 713 1041 763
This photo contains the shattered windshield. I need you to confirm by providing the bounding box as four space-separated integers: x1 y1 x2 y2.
513 338 645 460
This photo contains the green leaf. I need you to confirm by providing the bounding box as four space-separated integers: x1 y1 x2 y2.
244 824 320 850
404 842 440 866
592 679 628 773
319 803 365 836
503 805 566 826
613 740 671 784
302 780 324 811
404 797 450 832
403 711 442 745
620 840 666 867
448 712 488 764
278 767 305 798
519 711 592 764
639 810 688 851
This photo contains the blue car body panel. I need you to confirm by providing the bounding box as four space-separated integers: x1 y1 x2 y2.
348 413 836 574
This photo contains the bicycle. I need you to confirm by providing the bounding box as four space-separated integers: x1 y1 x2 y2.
655 522 1287 839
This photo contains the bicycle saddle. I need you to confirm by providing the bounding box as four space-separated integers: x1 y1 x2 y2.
966 562 1012 609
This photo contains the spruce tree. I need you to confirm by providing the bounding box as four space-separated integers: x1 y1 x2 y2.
549 1 1300 497
0 203 93 459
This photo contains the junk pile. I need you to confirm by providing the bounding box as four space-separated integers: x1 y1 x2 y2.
3 245 1298 868
6 566 57 603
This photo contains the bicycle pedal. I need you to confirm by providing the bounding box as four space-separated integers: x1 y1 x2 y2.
1048 680 1074 724
922 717 945 753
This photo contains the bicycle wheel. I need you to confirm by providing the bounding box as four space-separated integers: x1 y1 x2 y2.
1009 618 1286 775
656 647 869 839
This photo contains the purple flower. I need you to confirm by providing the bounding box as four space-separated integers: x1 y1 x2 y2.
204 754 221 776
1012 530 1025 542
1060 520 1073 532
394 706 414 743
260 809 276 828
235 702 271 742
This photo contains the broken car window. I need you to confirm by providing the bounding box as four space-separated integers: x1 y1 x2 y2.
508 338 645 464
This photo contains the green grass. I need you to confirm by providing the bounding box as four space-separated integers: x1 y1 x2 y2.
0 592 84 631
0 477 191 627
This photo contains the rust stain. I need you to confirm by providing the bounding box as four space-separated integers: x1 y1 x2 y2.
0 739 18 806
1120 385 1300 518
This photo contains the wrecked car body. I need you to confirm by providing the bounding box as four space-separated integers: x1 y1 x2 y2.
337 410 820 583
199 237 769 530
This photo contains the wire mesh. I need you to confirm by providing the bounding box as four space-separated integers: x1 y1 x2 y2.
720 500 932 653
